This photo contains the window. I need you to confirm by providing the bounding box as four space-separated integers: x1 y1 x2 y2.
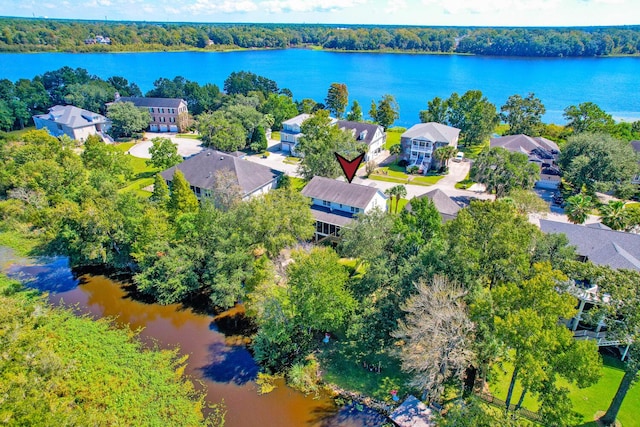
339 203 343 208
350 206 360 213
322 200 331 207
159 108 164 113
149 107 154 113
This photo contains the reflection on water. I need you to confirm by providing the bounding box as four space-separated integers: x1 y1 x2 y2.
0 247 385 427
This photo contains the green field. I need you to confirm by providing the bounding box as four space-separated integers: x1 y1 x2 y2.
489 355 640 426
114 142 158 197
385 127 405 150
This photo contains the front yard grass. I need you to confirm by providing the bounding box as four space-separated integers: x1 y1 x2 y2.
318 341 411 401
459 142 488 160
385 127 405 150
176 133 201 140
115 142 158 198
455 172 475 189
489 354 640 426
289 176 307 192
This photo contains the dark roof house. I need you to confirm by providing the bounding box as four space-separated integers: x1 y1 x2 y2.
116 96 186 108
540 219 640 271
406 188 464 222
160 149 281 199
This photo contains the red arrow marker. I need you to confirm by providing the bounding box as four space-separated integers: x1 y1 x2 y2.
335 152 365 183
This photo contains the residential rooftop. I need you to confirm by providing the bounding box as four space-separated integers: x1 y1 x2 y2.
160 149 281 196
401 122 460 143
116 96 185 108
301 176 385 209
34 105 109 129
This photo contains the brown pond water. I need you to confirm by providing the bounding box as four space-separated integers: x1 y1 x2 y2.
0 249 386 427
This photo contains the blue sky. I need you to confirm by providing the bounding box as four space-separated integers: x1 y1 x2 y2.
3 0 639 26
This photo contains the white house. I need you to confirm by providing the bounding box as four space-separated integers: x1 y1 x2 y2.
33 105 111 142
337 120 386 161
400 123 460 172
160 149 282 200
301 176 388 242
280 113 311 155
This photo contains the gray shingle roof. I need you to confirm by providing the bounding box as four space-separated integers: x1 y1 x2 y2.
631 140 640 154
336 120 384 147
490 134 560 154
401 122 460 143
540 219 640 271
301 176 386 209
160 149 281 196
117 97 185 108
34 105 108 129
406 188 461 221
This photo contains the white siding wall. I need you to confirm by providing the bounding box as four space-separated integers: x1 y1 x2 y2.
310 198 363 215
364 192 388 212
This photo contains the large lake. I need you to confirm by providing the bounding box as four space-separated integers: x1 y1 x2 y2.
1 49 639 126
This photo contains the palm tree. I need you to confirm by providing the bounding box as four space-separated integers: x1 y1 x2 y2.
599 200 628 230
565 194 594 224
433 145 458 170
385 184 407 213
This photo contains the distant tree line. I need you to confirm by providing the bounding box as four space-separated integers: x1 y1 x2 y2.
1 17 640 56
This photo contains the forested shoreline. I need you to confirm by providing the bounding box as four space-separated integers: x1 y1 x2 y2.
1 17 640 57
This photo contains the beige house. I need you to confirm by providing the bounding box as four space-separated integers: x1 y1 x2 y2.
33 105 111 142
115 95 188 132
401 123 460 172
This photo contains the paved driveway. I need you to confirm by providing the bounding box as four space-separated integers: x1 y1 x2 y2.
128 133 204 159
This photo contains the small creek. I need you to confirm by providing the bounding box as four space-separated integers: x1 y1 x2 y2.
0 247 385 427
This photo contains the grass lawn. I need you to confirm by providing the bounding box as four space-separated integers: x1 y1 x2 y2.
385 127 405 150
489 355 640 426
3 126 36 140
388 197 410 213
176 133 201 140
283 156 301 165
0 230 45 257
318 341 411 401
459 142 488 160
270 131 281 141
289 176 307 192
455 172 475 189
114 142 159 197
338 258 367 279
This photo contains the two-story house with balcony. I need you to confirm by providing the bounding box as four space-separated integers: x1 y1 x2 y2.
280 113 311 155
401 123 460 172
540 219 640 359
114 95 188 132
301 176 388 242
337 120 386 161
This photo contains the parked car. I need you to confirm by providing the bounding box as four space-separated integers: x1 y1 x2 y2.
453 152 464 162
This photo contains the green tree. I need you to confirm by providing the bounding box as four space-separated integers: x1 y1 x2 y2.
287 247 356 332
504 188 549 214
470 147 540 198
448 90 499 145
564 193 594 224
599 268 640 426
168 170 199 216
325 83 349 118
197 111 247 152
599 200 629 230
63 81 116 114
384 184 407 214
147 137 182 169
433 145 457 170
106 101 150 138
564 102 615 134
296 110 364 179
346 100 363 122
559 133 638 192
81 134 133 179
250 125 268 152
260 93 298 129
392 275 475 401
151 173 170 206
371 94 400 129
419 96 448 124
223 71 279 96
500 93 546 136
493 263 601 424
0 99 14 131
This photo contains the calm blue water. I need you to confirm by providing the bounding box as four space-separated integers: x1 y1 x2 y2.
1 49 639 126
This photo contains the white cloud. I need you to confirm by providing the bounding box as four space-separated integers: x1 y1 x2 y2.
185 0 258 14
385 0 407 14
422 0 560 15
260 0 368 14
